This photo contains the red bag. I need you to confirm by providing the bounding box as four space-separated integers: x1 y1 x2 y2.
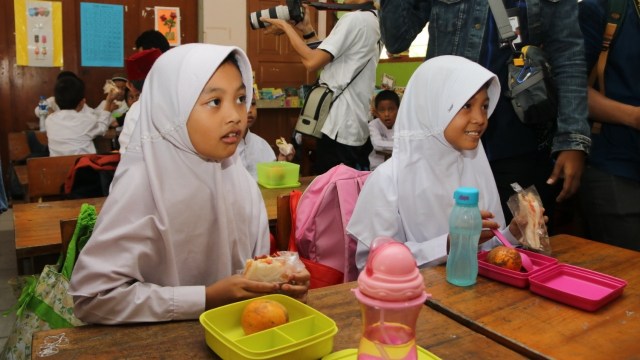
288 190 343 289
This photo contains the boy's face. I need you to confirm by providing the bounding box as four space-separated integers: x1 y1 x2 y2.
444 88 489 151
247 94 258 129
126 88 140 107
187 61 248 161
113 80 127 101
375 99 398 129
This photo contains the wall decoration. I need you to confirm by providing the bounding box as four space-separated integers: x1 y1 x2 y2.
155 7 181 46
14 0 63 67
80 2 124 67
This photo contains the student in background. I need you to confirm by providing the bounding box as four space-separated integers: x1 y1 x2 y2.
69 44 309 324
578 0 640 250
368 90 399 170
34 71 94 117
95 74 129 121
239 93 296 179
45 76 116 156
135 29 171 53
347 56 524 270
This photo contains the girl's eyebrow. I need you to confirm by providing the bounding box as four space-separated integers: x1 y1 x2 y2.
201 84 246 95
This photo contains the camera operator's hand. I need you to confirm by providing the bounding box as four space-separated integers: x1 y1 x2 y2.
261 18 293 35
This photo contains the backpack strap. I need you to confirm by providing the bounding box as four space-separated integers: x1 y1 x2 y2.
588 0 627 134
288 190 303 252
487 0 518 45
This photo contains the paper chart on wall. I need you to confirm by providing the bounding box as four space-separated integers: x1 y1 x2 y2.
80 2 124 67
14 0 63 67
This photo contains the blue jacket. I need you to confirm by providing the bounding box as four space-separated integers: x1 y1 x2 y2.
379 0 591 159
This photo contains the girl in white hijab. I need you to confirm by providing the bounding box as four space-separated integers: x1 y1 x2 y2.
347 55 522 270
70 44 309 324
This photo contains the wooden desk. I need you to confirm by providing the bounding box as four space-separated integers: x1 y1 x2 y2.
31 283 522 359
422 234 640 359
14 177 314 273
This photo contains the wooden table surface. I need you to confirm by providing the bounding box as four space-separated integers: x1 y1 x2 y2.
421 234 640 359
14 177 314 260
31 283 523 360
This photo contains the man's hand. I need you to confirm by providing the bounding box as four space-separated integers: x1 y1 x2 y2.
546 150 586 202
261 18 293 35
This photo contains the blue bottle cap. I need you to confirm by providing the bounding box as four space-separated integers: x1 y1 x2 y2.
453 187 479 205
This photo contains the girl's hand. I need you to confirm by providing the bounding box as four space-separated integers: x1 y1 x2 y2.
480 210 500 244
280 268 310 303
205 275 279 309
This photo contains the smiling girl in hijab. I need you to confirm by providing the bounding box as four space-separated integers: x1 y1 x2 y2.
347 55 524 270
69 44 310 324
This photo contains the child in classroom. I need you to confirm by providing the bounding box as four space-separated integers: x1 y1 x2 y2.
368 89 400 170
69 44 310 324
238 91 296 179
45 75 116 156
347 55 528 270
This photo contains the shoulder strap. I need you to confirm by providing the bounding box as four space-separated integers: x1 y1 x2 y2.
488 0 518 44
588 0 628 134
329 57 373 105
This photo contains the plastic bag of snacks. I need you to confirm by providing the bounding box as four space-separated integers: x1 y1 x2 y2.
507 183 551 253
242 251 306 283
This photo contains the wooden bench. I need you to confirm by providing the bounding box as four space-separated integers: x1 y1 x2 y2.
26 154 85 202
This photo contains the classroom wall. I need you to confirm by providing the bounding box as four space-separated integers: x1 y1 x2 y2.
200 0 247 51
375 61 422 88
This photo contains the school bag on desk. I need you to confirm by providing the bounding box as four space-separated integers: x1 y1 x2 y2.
292 164 370 286
1 204 96 360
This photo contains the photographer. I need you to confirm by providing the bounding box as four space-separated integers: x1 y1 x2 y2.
260 1 380 174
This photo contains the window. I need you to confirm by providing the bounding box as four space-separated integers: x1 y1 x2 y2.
380 25 429 60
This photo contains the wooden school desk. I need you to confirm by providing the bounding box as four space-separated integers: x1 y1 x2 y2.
31 283 523 359
421 234 640 359
13 177 314 274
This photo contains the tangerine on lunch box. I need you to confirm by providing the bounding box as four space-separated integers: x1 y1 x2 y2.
486 246 523 271
241 299 289 335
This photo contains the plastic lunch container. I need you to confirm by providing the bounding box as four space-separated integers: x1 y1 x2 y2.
528 263 627 311
199 294 337 360
477 249 558 288
321 346 442 360
256 161 301 189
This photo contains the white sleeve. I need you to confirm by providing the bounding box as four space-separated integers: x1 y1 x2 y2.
369 120 393 151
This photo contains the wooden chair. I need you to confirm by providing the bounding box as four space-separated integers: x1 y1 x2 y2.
26 154 84 202
59 218 78 261
7 131 49 191
276 194 293 252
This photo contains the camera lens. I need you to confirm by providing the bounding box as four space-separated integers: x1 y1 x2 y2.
248 0 304 30
249 5 290 29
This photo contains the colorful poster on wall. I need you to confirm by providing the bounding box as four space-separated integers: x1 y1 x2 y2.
155 7 181 46
80 2 124 67
14 0 63 67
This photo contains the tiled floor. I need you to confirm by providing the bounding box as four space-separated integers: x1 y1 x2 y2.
0 208 18 351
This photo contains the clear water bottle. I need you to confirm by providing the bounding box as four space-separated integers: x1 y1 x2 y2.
37 96 48 132
446 187 482 286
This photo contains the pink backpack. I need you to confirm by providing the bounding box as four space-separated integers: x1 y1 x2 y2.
295 164 370 282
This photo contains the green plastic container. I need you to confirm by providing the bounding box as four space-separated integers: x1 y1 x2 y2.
256 161 300 188
200 294 338 360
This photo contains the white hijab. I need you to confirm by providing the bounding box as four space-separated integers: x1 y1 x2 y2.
347 55 505 269
70 44 270 323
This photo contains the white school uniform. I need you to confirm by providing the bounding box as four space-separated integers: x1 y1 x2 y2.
368 118 394 170
237 130 276 180
69 44 270 324
317 10 380 146
45 108 111 156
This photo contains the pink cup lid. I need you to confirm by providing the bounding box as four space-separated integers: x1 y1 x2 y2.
357 237 427 302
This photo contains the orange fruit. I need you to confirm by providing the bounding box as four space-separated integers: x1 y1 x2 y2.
241 299 289 335
486 246 523 271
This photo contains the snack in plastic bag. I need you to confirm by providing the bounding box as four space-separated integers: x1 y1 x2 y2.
243 251 306 283
103 79 119 95
275 137 294 156
507 183 551 253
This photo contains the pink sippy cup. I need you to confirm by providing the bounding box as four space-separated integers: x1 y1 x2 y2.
353 237 430 360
